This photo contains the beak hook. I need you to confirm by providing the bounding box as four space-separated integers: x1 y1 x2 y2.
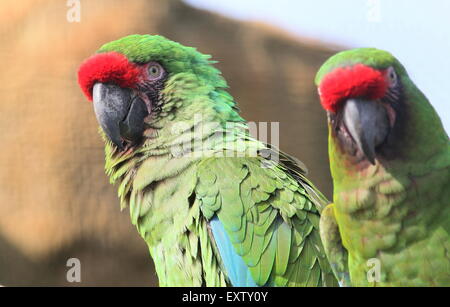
343 99 390 165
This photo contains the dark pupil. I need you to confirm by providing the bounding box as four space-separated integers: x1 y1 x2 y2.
151 67 158 74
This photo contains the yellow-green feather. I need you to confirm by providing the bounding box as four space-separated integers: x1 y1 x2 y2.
99 35 337 286
318 48 450 286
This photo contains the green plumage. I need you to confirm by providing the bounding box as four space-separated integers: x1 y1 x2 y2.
97 35 337 286
317 48 450 286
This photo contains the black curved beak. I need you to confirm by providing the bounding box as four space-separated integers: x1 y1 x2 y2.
92 83 149 150
342 99 390 165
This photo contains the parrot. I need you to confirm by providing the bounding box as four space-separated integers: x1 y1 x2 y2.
77 34 338 287
315 48 450 286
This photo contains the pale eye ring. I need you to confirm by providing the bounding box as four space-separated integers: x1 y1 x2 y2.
147 62 164 80
387 66 397 85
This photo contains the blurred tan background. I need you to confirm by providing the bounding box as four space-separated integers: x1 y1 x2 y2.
0 0 339 286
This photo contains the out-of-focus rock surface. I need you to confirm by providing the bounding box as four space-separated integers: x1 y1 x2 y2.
0 0 338 285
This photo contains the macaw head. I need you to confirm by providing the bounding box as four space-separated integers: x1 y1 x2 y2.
315 48 411 165
78 34 228 152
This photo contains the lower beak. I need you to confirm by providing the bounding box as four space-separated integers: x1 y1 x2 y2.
342 99 390 165
92 83 149 150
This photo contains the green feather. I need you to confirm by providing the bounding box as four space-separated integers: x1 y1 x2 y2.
91 34 337 287
317 48 450 286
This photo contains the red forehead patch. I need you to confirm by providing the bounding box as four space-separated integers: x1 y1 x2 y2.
77 52 141 101
318 64 388 113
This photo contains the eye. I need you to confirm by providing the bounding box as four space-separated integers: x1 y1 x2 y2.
147 62 164 80
387 66 397 86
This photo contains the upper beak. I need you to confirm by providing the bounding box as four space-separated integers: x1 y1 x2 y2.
92 83 148 150
342 99 390 165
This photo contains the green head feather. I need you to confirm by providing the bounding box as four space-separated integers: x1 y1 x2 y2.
317 48 448 181
315 48 408 85
98 34 227 88
97 35 245 177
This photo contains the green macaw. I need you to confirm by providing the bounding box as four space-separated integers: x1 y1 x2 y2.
315 48 450 286
77 34 338 287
